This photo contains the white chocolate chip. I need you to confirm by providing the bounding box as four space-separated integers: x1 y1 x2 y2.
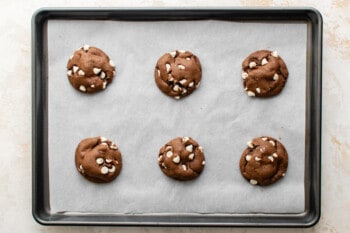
178 64 185 70
282 173 286 177
105 159 112 163
202 161 205 165
102 81 107 89
96 157 104 165
245 155 252 161
182 164 187 170
186 57 191 60
247 91 255 97
158 156 162 162
250 179 258 185
256 88 261 93
182 88 187 94
166 150 173 158
165 145 173 151
67 70 72 76
249 61 257 68
109 60 115 67
73 66 79 73
83 45 90 51
79 164 83 170
269 140 276 146
273 73 279 81
100 71 106 79
78 70 85 76
182 137 189 142
268 156 274 162
188 81 194 88
157 69 160 77
172 155 180 163
100 137 108 142
179 79 187 85
261 137 267 141
166 63 171 73
196 81 201 88
101 166 109 174
108 165 116 173
69 55 74 60
186 145 193 152
178 50 186 53
273 153 278 158
173 85 180 92
242 72 248 79
79 85 86 92
189 153 194 160
93 68 101 74
174 96 181 100
198 146 203 152
90 84 95 88
101 142 108 147
255 156 261 161
169 51 176 57
168 76 174 82
261 58 268 65
247 141 254 148
271 51 278 58
110 144 118 150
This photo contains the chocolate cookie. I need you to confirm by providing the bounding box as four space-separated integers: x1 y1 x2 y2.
241 50 288 97
75 136 122 183
239 136 288 186
158 137 205 181
154 50 202 99
67 45 116 93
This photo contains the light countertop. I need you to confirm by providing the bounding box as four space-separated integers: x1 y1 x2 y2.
1 0 349 232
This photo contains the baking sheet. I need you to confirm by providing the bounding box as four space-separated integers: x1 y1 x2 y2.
47 19 306 214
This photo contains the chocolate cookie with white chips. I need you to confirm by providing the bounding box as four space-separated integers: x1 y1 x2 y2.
75 136 122 183
239 136 288 186
158 136 205 181
241 50 288 97
154 50 202 99
67 45 116 93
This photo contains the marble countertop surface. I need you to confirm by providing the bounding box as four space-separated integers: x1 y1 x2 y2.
1 0 349 232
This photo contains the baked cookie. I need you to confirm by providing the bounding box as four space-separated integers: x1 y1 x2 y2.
154 50 202 99
75 136 122 183
67 45 116 93
158 137 205 181
241 50 288 97
239 136 288 186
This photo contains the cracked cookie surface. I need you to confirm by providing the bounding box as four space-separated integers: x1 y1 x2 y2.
239 136 288 186
75 136 122 183
242 50 288 97
67 45 116 93
154 50 202 99
158 137 205 181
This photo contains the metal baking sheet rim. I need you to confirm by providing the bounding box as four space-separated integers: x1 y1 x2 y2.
31 7 322 227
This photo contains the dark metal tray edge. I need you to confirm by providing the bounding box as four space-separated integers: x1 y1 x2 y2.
32 7 322 227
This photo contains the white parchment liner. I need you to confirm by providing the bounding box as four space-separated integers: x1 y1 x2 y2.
47 20 307 214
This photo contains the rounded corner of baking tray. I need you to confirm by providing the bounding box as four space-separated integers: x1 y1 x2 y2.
32 207 52 226
32 7 54 26
304 7 323 25
302 208 321 228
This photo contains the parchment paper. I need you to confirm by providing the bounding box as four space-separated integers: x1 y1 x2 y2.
47 19 307 214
